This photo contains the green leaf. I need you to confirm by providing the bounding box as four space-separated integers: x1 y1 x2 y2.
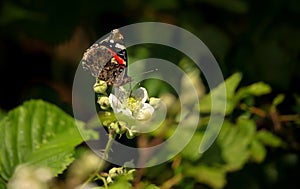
256 130 283 147
224 72 243 99
200 72 242 114
181 132 204 161
108 177 132 189
0 100 98 183
218 118 256 171
237 82 271 98
0 180 5 189
200 73 272 115
184 164 226 189
249 140 266 163
272 94 285 109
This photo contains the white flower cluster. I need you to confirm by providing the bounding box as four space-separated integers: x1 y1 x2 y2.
109 87 154 121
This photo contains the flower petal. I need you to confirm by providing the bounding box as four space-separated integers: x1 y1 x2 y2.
132 87 148 102
135 103 154 121
109 93 133 117
109 94 121 110
118 107 133 117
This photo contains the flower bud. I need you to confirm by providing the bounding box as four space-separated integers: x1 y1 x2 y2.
93 79 107 94
109 122 118 131
97 96 110 110
126 129 136 139
118 121 128 134
149 97 161 108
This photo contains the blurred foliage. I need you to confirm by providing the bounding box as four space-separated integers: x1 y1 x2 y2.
140 71 288 189
0 0 299 188
0 76 299 188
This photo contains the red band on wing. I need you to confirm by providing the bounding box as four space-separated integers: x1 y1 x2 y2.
113 54 126 65
105 47 126 66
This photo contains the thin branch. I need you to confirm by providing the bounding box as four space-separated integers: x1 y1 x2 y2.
80 130 115 189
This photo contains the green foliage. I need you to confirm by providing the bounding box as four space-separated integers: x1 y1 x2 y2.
193 75 283 188
249 139 266 163
200 72 242 114
184 164 227 189
181 132 204 161
0 100 98 186
0 71 297 188
180 117 284 189
271 94 285 110
142 73 286 189
218 119 256 171
256 130 284 148
200 72 271 115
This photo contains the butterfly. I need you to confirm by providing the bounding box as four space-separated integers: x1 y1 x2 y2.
81 29 131 86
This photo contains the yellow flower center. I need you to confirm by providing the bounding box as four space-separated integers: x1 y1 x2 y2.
125 97 141 113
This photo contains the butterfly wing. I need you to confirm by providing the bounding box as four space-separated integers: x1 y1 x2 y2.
81 29 131 86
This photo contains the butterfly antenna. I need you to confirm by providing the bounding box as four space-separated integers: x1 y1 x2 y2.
142 68 159 75
129 68 158 79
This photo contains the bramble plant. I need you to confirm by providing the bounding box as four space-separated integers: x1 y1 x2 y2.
0 70 298 189
77 78 159 188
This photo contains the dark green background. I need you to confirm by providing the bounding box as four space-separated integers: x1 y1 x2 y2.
0 0 299 109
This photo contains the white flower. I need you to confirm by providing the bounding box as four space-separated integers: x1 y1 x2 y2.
109 87 154 121
8 165 52 189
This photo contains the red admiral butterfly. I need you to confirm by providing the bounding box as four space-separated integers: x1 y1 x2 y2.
82 29 131 86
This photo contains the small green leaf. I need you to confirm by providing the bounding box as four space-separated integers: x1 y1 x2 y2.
200 72 242 114
224 72 243 99
0 100 98 183
184 164 226 189
218 118 256 171
250 140 266 163
237 82 271 98
256 130 283 147
107 177 132 189
181 132 204 161
272 94 285 108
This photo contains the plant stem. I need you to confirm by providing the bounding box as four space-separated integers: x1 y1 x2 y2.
80 130 115 189
97 130 115 171
97 173 108 189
